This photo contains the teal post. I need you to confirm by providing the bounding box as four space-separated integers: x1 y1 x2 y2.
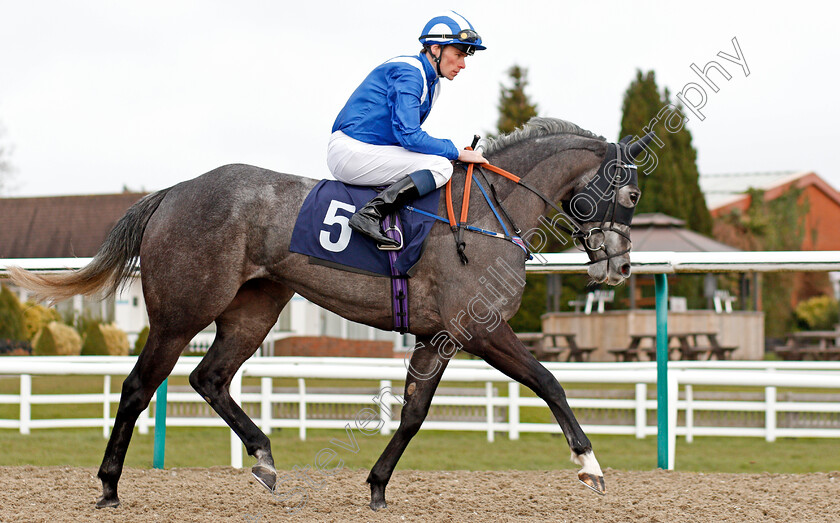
153 378 168 469
654 274 669 469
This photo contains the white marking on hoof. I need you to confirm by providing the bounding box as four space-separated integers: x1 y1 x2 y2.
571 450 604 477
571 450 606 494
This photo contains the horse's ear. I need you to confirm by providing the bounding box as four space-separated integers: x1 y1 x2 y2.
628 131 656 161
619 135 633 145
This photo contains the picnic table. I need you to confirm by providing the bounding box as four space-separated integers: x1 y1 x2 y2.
515 332 596 362
609 331 737 361
773 331 840 361
608 334 673 362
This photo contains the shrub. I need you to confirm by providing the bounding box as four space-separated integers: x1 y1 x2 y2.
32 321 83 356
73 312 101 336
81 323 130 356
133 325 150 355
0 338 33 356
794 295 840 331
0 284 27 341
22 302 62 341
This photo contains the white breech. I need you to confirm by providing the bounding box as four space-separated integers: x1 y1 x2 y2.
327 131 453 188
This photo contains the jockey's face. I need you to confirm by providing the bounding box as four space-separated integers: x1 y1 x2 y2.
428 44 468 81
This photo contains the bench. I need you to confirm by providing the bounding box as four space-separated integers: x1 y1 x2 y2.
679 345 715 360
525 333 596 362
544 333 597 362
709 346 737 360
608 347 645 362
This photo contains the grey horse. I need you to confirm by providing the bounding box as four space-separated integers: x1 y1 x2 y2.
9 117 651 511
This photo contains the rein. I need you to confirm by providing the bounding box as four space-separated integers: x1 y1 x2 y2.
412 142 636 266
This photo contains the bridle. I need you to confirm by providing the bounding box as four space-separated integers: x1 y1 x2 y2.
480 140 638 265
562 141 639 264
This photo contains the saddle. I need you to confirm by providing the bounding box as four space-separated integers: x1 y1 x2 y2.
289 181 440 334
289 145 537 334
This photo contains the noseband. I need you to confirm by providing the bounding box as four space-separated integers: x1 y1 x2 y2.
563 142 638 264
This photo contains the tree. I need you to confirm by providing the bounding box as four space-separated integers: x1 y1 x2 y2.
619 70 712 235
617 71 716 310
494 66 600 330
496 65 538 135
493 66 583 331
491 65 544 331
714 187 817 337
0 122 14 195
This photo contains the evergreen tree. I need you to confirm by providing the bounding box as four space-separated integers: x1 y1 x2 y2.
619 71 712 234
493 65 543 332
496 65 538 135
618 71 715 310
0 121 13 195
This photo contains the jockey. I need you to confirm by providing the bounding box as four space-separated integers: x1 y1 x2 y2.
328 11 488 247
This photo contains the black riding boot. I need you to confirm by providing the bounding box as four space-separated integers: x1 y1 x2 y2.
349 176 421 247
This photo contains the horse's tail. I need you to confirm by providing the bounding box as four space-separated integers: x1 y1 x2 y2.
8 189 170 304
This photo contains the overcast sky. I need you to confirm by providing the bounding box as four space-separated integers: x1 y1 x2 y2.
1 1 838 197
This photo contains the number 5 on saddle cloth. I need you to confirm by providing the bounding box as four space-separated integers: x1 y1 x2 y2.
290 180 441 333
290 179 440 277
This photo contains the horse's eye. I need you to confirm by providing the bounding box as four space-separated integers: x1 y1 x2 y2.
630 192 640 205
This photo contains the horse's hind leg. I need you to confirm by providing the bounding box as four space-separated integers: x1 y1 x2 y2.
465 322 606 494
367 338 448 511
96 327 202 508
189 279 292 492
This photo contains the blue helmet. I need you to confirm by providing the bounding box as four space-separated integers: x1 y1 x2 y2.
419 11 486 55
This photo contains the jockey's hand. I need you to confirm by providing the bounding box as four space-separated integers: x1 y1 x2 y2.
458 149 488 164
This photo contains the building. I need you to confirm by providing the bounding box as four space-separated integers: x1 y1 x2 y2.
0 192 408 354
700 170 840 300
701 170 840 251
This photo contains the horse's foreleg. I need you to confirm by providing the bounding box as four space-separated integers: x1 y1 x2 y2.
465 323 605 494
189 280 291 492
367 338 448 511
97 329 197 508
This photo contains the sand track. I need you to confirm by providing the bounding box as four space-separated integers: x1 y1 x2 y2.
1 466 838 522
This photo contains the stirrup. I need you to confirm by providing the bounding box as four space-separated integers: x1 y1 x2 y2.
377 225 403 251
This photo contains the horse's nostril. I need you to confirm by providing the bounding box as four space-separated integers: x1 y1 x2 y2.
620 263 631 277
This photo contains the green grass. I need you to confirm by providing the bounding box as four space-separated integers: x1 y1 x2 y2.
1 375 839 474
0 427 838 474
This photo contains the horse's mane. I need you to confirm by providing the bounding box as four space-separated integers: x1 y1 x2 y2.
483 117 605 155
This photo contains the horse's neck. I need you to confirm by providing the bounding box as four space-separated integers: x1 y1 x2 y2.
480 152 577 231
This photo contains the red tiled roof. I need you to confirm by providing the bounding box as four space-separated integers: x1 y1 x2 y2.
0 193 147 258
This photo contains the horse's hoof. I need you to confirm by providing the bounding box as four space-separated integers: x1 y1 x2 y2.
252 465 277 492
95 495 120 509
578 472 606 495
368 481 388 510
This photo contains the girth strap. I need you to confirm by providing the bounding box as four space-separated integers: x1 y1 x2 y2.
382 213 409 333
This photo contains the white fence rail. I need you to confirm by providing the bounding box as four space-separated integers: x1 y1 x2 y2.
525 250 840 273
2 357 840 468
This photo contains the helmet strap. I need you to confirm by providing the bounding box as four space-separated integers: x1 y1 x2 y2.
425 45 444 78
